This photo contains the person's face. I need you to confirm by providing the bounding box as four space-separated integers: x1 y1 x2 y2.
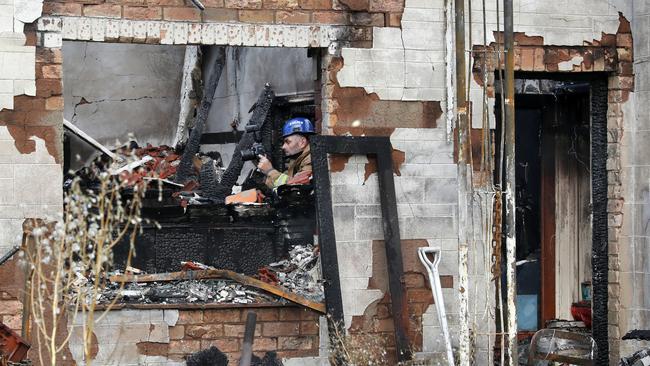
282 134 307 156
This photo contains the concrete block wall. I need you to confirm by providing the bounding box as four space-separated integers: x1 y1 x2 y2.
619 0 650 359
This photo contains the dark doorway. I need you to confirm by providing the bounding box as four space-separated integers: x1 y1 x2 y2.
495 78 592 337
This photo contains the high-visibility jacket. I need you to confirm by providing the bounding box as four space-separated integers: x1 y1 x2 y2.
265 145 312 189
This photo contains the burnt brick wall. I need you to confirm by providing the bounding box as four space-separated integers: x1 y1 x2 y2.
42 0 404 28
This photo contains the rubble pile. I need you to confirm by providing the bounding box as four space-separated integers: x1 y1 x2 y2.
90 279 278 305
259 244 324 302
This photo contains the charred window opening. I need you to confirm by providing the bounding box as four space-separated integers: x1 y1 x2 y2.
61 42 326 310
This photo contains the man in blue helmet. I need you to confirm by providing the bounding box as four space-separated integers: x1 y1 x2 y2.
257 117 315 189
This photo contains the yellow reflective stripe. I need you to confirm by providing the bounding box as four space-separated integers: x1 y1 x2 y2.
273 173 289 188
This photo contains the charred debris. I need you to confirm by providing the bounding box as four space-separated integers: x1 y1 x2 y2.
63 53 321 314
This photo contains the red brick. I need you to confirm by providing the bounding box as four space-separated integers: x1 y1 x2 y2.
123 6 162 19
2 314 22 331
186 324 224 338
254 308 279 321
403 273 424 288
278 336 313 350
163 7 201 21
169 325 184 340
334 0 368 10
202 0 225 6
440 275 453 288
201 338 239 352
299 0 331 8
223 323 262 337
349 12 384 26
36 49 62 64
238 9 275 22
279 308 301 321
520 47 535 71
42 2 82 16
374 318 394 332
300 321 319 335
312 11 348 24
616 33 633 48
252 337 277 351
263 0 298 9
369 0 402 12
203 8 239 21
387 12 401 27
617 47 633 62
177 310 203 324
203 309 240 323
82 4 122 18
168 339 201 354
146 0 185 5
300 309 320 320
275 10 311 23
13 97 45 111
226 0 262 8
0 300 22 315
262 322 300 336
45 96 64 111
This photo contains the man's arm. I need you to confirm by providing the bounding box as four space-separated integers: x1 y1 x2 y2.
257 155 289 189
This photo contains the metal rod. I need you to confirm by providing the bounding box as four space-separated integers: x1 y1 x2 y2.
503 0 518 364
239 311 257 366
0 246 20 266
454 0 471 363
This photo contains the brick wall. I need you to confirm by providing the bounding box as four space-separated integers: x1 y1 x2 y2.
66 306 321 365
42 0 404 27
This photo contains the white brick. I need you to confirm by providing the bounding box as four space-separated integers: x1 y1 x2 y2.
43 31 62 47
201 23 216 44
405 62 436 88
37 17 63 32
62 16 79 39
372 27 402 49
0 51 35 80
173 22 188 44
13 79 35 96
242 24 256 46
268 25 282 47
386 62 405 87
13 0 43 23
319 26 330 46
78 18 92 40
337 241 373 278
296 26 309 47
335 62 355 86
159 22 173 44
146 21 161 41
132 21 147 42
402 7 444 22
255 25 270 47
188 23 201 44
226 24 241 45
405 0 444 8
14 164 62 205
282 26 297 47
89 18 105 42
0 94 12 110
308 25 320 47
0 80 11 93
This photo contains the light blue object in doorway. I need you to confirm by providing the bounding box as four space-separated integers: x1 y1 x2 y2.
517 294 538 331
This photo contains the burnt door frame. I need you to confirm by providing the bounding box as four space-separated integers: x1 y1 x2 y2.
310 135 412 363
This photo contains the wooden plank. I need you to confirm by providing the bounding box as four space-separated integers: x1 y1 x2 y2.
540 124 556 325
110 269 326 313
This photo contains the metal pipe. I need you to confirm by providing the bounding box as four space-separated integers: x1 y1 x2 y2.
0 246 20 266
239 311 257 366
454 0 471 364
503 0 518 364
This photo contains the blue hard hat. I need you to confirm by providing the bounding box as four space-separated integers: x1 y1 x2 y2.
282 117 315 137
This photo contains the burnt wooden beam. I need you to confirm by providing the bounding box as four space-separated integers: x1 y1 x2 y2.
175 47 226 184
310 135 412 363
110 269 326 313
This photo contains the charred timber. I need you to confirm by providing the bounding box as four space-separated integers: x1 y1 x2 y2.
175 47 226 185
217 85 275 200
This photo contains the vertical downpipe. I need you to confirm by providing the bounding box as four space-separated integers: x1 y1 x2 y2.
454 0 471 364
503 0 518 364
